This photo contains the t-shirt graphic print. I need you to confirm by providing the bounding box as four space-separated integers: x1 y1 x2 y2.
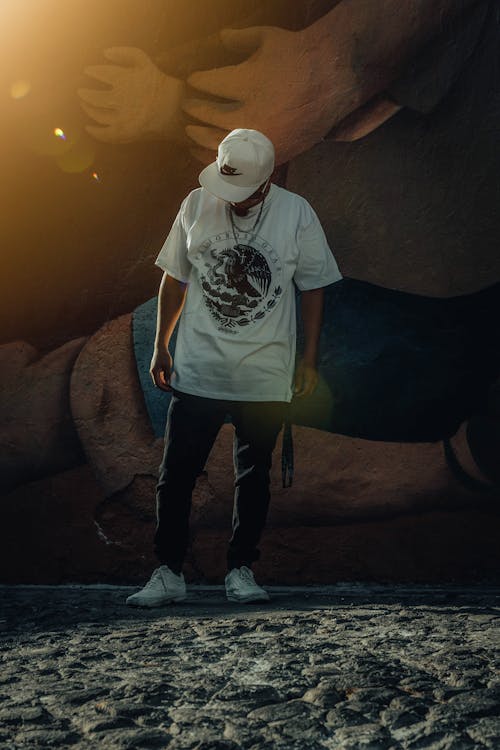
199 234 283 333
155 184 342 401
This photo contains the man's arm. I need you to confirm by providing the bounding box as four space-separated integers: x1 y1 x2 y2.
150 272 187 392
294 287 324 398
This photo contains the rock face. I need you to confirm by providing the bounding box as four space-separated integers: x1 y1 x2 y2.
1 1 499 587
1 307 499 584
287 1 500 298
0 337 86 493
2 430 499 585
70 313 162 496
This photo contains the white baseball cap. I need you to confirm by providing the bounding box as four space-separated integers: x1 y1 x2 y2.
198 128 275 202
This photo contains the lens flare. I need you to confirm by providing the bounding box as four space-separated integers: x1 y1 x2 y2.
92 172 100 182
54 128 66 140
56 138 95 173
10 80 31 99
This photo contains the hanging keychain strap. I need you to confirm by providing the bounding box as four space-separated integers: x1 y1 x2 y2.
281 412 294 488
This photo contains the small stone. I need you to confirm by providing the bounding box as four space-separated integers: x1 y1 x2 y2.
195 742 241 750
13 728 80 746
302 682 343 707
82 716 136 733
331 722 390 749
115 728 171 748
0 706 50 725
215 683 281 705
326 706 370 728
61 687 108 706
380 707 425 730
247 699 314 722
467 717 500 749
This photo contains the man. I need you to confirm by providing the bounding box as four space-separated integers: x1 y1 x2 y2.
126 128 341 607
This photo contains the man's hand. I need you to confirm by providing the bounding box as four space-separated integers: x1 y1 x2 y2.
294 358 319 399
151 273 187 392
297 287 324 398
150 347 173 392
78 47 185 143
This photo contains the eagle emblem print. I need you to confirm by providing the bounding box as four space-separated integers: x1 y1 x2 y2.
199 233 283 331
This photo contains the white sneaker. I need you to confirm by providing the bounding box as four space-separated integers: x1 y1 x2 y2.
126 566 186 607
225 566 271 603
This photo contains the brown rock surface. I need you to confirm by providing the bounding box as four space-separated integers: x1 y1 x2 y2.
0 465 153 584
2 315 497 584
67 312 498 585
0 338 86 492
1 461 498 584
70 313 163 496
94 422 498 582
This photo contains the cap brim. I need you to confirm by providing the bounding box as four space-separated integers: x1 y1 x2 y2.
198 162 263 203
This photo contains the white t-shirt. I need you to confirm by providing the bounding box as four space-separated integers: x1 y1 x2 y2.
155 184 342 402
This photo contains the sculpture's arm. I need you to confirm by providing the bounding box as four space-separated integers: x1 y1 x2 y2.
329 0 490 141
183 0 482 163
79 1 482 151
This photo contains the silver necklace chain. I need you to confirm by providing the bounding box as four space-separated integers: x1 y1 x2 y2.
229 196 266 246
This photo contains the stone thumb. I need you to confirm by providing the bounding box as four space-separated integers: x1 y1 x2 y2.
220 27 263 56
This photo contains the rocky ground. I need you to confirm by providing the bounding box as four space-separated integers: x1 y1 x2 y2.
0 584 499 749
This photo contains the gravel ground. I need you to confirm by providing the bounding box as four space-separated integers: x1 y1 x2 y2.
0 584 499 749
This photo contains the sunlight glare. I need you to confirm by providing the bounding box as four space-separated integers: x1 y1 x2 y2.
10 80 31 99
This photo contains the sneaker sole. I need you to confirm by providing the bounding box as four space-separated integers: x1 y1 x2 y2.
126 594 187 607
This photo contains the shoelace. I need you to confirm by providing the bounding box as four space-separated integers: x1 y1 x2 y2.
239 567 255 583
144 568 163 590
